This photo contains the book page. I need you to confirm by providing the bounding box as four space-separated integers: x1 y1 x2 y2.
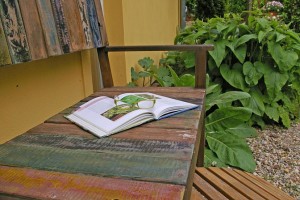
66 96 152 135
117 93 198 119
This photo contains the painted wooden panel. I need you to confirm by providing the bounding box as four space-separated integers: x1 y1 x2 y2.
18 0 48 61
0 0 31 63
9 134 193 160
0 18 11 66
27 123 198 143
0 166 184 200
36 0 62 56
76 0 94 48
61 0 86 51
0 143 190 185
50 0 71 53
86 0 102 47
94 0 108 45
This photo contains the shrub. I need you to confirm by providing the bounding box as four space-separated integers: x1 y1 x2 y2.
175 14 300 128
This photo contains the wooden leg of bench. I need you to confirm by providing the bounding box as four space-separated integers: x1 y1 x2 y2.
196 109 205 167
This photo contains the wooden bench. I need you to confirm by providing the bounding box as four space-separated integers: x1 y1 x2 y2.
192 167 295 200
0 1 213 200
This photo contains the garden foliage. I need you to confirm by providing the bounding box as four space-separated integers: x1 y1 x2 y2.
129 14 300 172
196 0 225 21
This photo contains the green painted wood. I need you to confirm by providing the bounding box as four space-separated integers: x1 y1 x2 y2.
10 134 193 160
0 194 32 200
0 143 190 185
0 166 184 200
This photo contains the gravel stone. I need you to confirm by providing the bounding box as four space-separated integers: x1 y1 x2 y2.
247 122 300 199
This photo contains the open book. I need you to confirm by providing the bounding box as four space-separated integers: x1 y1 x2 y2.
65 92 198 137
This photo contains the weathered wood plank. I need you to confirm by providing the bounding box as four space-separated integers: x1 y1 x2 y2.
0 0 31 63
0 143 190 185
18 0 48 61
27 123 198 143
86 0 102 47
0 17 12 66
9 134 193 160
61 0 86 52
0 166 184 200
76 0 94 48
51 0 71 53
36 0 62 56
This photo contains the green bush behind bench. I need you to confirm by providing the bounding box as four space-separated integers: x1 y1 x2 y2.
129 14 300 172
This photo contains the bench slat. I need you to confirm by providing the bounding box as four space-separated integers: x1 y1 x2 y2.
27 123 198 143
193 172 228 200
208 168 265 200
193 168 295 200
196 168 249 200
233 169 295 200
0 166 184 200
0 142 190 185
224 168 278 199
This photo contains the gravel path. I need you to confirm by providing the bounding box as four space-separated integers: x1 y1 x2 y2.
247 122 300 199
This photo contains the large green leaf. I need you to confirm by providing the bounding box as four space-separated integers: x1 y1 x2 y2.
268 41 298 71
220 63 249 92
206 91 250 110
206 132 256 172
227 43 247 63
234 34 257 47
206 107 252 132
265 105 279 122
225 124 258 138
258 63 289 101
204 148 227 167
243 61 263 86
241 88 265 116
206 39 228 67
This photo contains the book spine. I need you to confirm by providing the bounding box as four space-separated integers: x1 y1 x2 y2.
61 0 86 51
50 0 71 53
76 0 94 49
36 0 62 56
86 0 102 47
18 0 48 61
0 18 12 66
0 0 31 64
93 0 108 46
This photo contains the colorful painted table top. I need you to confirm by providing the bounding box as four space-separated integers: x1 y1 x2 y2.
0 87 205 200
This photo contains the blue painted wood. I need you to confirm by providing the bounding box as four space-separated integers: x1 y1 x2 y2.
86 0 102 47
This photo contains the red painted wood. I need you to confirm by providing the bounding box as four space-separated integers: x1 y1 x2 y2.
0 166 184 200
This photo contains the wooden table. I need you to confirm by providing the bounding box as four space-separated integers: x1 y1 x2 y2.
0 87 205 200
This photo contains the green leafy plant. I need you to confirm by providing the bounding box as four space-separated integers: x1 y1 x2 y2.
130 13 300 172
129 59 257 172
175 13 300 128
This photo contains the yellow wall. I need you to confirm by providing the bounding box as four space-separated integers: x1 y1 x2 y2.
0 51 94 143
103 0 180 86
